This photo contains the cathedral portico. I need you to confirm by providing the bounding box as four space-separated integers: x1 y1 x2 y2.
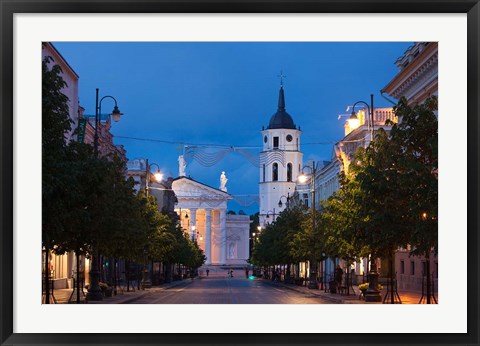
172 176 250 267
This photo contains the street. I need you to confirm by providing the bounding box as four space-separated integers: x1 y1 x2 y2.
127 276 330 304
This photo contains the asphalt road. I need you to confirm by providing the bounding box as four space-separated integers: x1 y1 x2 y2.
127 276 330 304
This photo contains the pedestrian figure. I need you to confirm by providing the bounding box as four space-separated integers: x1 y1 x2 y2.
335 265 343 287
245 268 249 278
206 269 210 277
230 269 234 278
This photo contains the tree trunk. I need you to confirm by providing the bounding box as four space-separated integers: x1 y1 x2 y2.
113 258 117 294
390 249 395 304
44 244 50 304
126 260 130 292
76 250 81 303
426 248 431 304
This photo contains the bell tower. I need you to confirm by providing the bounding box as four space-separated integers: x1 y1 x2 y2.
259 76 302 227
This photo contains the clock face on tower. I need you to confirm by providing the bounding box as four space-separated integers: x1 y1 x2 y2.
264 135 268 143
286 134 293 142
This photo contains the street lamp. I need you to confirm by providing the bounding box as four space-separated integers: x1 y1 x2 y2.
265 209 277 225
298 161 319 289
278 193 291 209
87 88 124 301
349 95 382 302
141 158 163 290
92 88 124 158
145 159 163 198
348 94 375 140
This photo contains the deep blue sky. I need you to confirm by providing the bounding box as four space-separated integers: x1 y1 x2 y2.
53 42 411 214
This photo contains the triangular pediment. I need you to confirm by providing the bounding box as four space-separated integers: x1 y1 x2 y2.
172 177 232 201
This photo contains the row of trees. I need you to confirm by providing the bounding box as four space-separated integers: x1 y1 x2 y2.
251 96 438 303
42 57 205 302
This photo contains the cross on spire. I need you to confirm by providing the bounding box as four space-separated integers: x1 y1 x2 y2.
277 70 286 87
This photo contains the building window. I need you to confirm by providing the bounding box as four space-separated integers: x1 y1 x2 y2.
303 193 309 207
273 137 279 148
272 163 278 181
410 261 415 275
287 163 292 182
400 260 404 274
262 164 266 182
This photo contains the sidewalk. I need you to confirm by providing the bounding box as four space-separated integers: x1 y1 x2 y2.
265 279 436 304
52 278 194 304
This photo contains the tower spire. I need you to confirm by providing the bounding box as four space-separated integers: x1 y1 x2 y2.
277 70 286 88
277 84 286 111
277 70 286 111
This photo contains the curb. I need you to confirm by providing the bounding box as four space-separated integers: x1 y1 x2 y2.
76 278 197 304
263 280 360 304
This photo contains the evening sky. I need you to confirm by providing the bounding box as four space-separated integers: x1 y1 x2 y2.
52 41 412 214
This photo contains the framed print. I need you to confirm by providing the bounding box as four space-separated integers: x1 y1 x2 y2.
1 1 479 346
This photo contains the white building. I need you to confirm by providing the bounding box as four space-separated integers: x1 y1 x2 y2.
259 84 303 227
382 42 438 106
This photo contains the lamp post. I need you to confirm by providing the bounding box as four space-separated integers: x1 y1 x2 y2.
278 193 291 209
348 94 375 140
298 161 319 289
349 94 381 302
265 209 277 225
144 157 163 287
145 160 163 199
87 88 124 301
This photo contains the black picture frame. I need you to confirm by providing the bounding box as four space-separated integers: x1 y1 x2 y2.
1 1 479 345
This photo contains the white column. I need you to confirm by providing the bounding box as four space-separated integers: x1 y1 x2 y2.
205 209 212 265
244 226 250 260
220 209 227 264
190 208 197 240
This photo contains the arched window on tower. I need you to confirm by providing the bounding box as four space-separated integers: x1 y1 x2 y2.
272 163 278 181
287 163 292 182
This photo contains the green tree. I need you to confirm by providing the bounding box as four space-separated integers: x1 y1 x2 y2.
389 96 438 303
334 96 438 303
42 56 72 303
251 222 276 268
321 186 366 270
290 206 328 285
251 207 307 282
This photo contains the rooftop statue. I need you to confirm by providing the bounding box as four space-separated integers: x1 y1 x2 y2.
220 171 228 192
